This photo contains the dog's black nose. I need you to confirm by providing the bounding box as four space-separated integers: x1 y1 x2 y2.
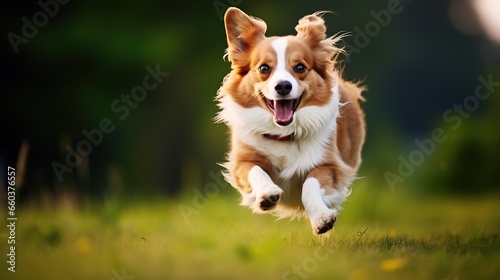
275 80 292 96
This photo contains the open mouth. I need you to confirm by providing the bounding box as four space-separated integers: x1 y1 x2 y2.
263 95 302 126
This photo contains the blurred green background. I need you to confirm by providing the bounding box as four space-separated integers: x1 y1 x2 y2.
1 0 499 201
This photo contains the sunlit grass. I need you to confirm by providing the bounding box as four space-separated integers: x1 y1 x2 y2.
1 182 499 279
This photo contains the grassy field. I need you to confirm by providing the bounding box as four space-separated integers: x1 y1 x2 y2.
1 182 500 280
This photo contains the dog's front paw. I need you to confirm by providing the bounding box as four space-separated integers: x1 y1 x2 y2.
310 210 337 235
256 185 283 211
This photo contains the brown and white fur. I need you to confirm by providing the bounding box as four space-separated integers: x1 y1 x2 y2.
215 8 366 235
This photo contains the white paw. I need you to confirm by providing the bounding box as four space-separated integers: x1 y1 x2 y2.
309 209 337 235
254 184 283 211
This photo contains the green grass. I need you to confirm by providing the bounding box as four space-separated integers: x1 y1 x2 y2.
1 183 500 280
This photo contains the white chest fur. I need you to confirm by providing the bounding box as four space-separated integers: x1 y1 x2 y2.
217 84 341 180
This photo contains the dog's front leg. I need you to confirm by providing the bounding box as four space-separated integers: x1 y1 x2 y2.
233 162 283 213
302 165 352 234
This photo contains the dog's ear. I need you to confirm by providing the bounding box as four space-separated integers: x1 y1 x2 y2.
296 12 343 74
224 8 267 67
295 12 328 48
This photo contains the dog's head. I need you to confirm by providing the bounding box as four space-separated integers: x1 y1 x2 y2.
218 8 344 137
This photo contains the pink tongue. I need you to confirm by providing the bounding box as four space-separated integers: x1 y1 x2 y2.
274 100 294 124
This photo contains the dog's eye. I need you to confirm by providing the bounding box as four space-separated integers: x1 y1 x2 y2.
294 63 307 73
258 64 271 74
